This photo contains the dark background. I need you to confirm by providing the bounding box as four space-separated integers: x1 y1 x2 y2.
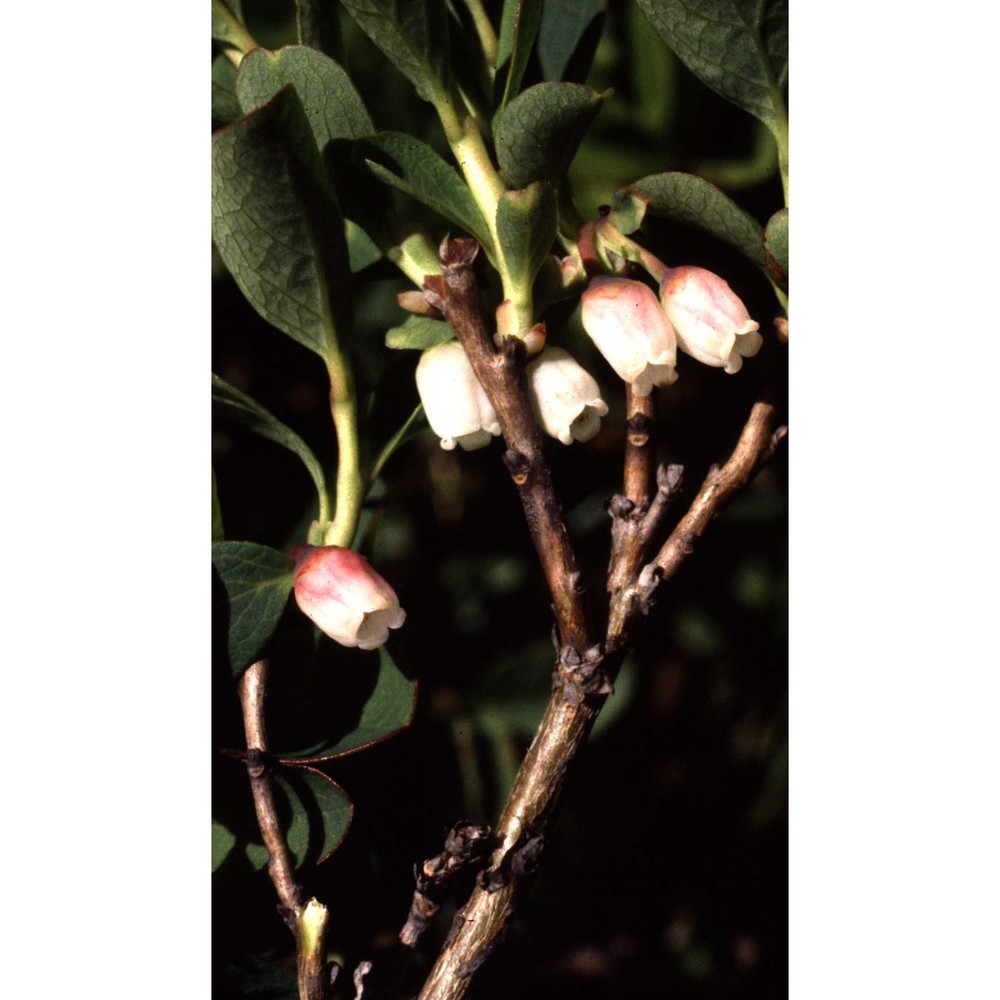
213 1 787 996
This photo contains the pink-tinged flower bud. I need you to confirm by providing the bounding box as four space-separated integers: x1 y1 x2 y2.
415 341 502 451
580 277 678 396
659 266 763 373
525 346 609 445
291 545 406 650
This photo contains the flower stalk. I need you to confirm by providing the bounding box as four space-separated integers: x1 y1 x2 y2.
323 355 363 549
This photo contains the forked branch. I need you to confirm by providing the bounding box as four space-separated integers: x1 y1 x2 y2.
416 238 786 999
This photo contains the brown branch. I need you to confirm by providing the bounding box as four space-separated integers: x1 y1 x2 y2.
640 399 785 602
622 384 656 504
239 660 305 925
437 237 591 652
238 660 332 1000
401 821 492 947
419 237 785 1000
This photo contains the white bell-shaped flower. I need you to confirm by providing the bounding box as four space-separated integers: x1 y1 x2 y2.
659 266 763 373
415 341 502 450
580 277 678 395
525 346 608 445
291 545 406 650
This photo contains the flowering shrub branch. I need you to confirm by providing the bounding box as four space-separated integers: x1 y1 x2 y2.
212 0 788 994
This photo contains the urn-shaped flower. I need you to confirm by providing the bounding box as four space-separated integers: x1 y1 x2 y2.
415 341 501 450
659 266 763 373
291 545 406 650
525 346 608 445
580 277 678 395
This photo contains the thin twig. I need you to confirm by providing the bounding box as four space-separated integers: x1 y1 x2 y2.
641 399 785 602
238 660 332 1000
369 821 492 998
606 385 685 648
239 660 305 927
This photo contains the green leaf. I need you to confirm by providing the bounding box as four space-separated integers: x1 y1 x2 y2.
239 767 353 870
537 0 606 83
496 182 558 295
276 646 417 760
763 207 788 290
345 219 383 272
212 541 294 677
296 0 341 54
338 0 451 104
212 54 243 130
496 0 543 110
358 132 492 249
212 374 329 520
275 767 353 866
212 470 225 543
613 172 766 269
212 0 252 50
632 0 787 138
212 86 352 361
212 819 237 872
494 82 603 189
236 46 374 150
384 314 453 351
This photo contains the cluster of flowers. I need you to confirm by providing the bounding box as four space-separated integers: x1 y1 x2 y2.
415 266 762 450
291 266 761 652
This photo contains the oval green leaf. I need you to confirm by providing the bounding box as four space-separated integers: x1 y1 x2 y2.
616 172 766 269
275 766 353 866
338 0 451 104
239 767 353 870
236 46 375 149
212 818 237 872
212 541 295 677
358 132 492 249
632 0 787 139
212 86 353 361
494 82 603 189
212 54 242 131
276 646 417 761
537 0 606 83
